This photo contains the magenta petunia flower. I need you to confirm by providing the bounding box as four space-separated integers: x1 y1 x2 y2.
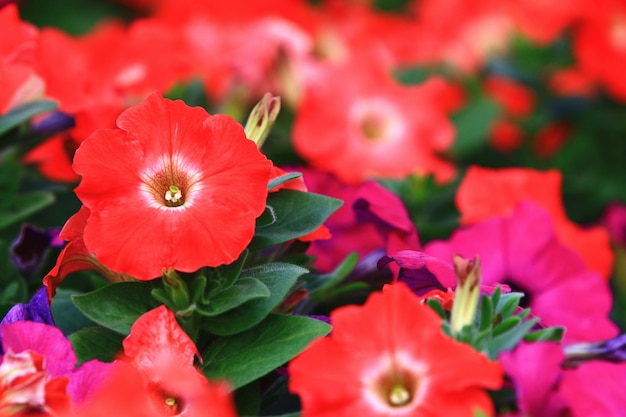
424 202 617 343
0 320 113 416
296 167 419 275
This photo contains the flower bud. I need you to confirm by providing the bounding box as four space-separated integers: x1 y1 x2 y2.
244 93 281 148
563 333 626 368
450 254 482 334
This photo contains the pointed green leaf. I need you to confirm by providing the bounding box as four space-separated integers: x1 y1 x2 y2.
202 314 331 389
496 292 524 317
0 100 58 135
487 317 539 359
524 326 565 343
201 264 308 336
268 172 302 191
202 250 248 299
493 316 521 336
72 282 159 335
250 190 342 249
478 295 493 331
196 278 270 317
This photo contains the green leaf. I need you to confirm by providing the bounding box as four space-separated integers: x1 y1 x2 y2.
524 326 565 343
202 250 248 299
202 314 331 389
478 295 493 332
308 252 358 299
201 263 308 336
0 192 55 230
0 100 58 136
268 172 302 191
493 316 521 336
51 288 97 335
451 98 500 158
487 317 539 359
234 381 261 417
72 282 159 335
69 327 124 364
250 190 343 249
496 292 524 317
196 278 270 317
426 298 446 319
490 286 501 310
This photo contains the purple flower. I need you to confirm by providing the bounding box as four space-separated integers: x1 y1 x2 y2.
10 224 63 279
0 286 54 354
377 250 452 295
297 167 419 279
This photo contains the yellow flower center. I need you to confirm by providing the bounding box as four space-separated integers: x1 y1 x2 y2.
164 185 183 206
388 385 411 406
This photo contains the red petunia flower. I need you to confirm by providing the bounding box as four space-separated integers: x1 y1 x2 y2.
288 282 503 417
293 55 456 185
75 306 237 417
43 206 133 302
574 0 626 101
72 92 272 280
455 166 614 279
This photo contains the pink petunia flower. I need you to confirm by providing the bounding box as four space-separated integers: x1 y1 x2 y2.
425 202 618 343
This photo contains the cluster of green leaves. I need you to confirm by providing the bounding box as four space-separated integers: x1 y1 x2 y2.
0 100 72 317
428 286 564 360
63 181 345 416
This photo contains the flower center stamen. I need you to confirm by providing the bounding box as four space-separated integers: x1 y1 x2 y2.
388 385 411 406
164 185 183 207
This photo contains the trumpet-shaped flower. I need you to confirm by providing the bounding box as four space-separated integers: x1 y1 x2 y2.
75 305 238 417
288 283 503 417
425 203 617 343
0 320 112 416
72 92 272 280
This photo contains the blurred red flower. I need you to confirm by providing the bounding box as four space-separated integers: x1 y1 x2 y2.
574 0 626 101
293 55 456 185
72 92 271 280
288 282 503 417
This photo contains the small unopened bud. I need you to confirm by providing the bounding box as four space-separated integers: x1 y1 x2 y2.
244 93 281 148
563 333 626 368
450 254 481 334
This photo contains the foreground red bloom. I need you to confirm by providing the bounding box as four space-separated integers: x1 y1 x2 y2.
75 306 237 417
288 283 503 417
72 92 272 280
456 166 614 279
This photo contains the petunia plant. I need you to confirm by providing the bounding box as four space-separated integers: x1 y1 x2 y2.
5 0 626 415
43 93 346 402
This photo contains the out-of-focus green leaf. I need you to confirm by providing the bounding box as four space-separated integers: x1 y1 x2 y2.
0 100 57 136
